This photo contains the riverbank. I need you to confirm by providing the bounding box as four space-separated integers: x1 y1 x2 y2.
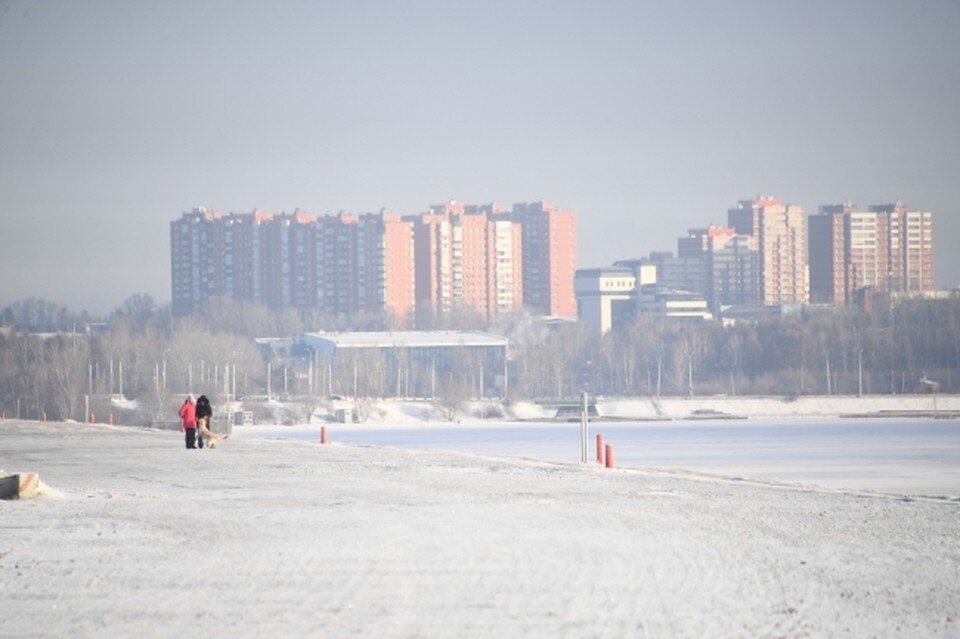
2 420 958 637
597 394 959 421
307 394 960 426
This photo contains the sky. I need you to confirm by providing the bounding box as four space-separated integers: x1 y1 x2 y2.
1 0 958 314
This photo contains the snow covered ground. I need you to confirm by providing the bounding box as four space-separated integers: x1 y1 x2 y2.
2 420 959 638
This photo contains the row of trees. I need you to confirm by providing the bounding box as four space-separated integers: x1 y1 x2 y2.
512 299 960 399
1 294 958 424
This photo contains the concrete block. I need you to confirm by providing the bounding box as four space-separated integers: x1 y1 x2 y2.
0 473 40 499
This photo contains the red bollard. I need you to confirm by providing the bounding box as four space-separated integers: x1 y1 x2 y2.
604 444 615 469
320 426 328 444
90 413 96 424
108 413 114 425
596 433 605 465
42 412 47 422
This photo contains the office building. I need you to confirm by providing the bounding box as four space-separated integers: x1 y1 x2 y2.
575 261 712 335
574 267 637 335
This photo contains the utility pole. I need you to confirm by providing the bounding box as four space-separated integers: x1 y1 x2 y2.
579 392 588 463
825 354 832 395
858 349 863 397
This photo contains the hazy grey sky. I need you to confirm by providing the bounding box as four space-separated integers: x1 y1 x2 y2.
1 0 958 314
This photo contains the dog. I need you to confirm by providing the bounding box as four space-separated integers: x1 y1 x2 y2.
197 417 223 449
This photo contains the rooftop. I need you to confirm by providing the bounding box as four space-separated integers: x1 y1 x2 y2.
302 331 508 349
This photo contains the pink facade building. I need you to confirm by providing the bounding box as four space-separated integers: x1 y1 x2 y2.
809 201 934 304
410 202 523 319
172 199 573 321
728 196 808 305
359 212 415 321
512 201 577 317
869 202 935 294
315 211 415 323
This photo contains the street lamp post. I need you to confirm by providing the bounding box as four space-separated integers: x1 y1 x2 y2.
858 348 864 397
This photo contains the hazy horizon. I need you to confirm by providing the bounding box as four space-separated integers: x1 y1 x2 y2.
2 1 958 315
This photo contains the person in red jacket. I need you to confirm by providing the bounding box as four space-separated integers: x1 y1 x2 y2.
178 394 198 449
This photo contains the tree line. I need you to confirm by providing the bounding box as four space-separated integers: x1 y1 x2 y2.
1 293 957 424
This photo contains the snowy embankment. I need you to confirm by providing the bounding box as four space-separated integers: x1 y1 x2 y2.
598 394 960 420
2 420 959 638
298 394 960 427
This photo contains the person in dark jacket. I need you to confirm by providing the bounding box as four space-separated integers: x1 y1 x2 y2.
178 395 197 449
195 395 213 449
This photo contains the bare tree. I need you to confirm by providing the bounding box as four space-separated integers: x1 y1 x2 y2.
354 397 384 423
434 374 470 421
290 395 325 424
45 335 88 420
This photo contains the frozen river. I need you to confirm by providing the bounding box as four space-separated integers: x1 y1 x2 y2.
239 418 960 497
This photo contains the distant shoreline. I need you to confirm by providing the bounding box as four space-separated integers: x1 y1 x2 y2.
237 393 960 428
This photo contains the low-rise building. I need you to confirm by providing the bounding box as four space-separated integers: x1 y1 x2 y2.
575 262 712 335
573 267 637 336
302 330 509 398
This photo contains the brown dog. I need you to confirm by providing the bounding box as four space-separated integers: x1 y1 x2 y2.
197 417 222 449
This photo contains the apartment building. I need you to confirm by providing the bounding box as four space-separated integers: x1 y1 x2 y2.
410 202 523 319
678 226 759 310
512 201 577 317
870 202 934 293
358 212 415 320
808 204 849 303
172 208 415 323
707 231 760 309
809 201 934 304
172 199 570 321
263 211 315 310
315 213 360 316
487 216 524 318
314 211 415 321
170 207 220 315
728 197 808 305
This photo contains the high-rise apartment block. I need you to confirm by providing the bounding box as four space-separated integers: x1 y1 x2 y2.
171 208 416 321
171 200 575 322
869 202 935 294
511 201 577 317
728 196 808 305
409 202 523 319
808 201 934 304
808 204 849 303
680 226 760 310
